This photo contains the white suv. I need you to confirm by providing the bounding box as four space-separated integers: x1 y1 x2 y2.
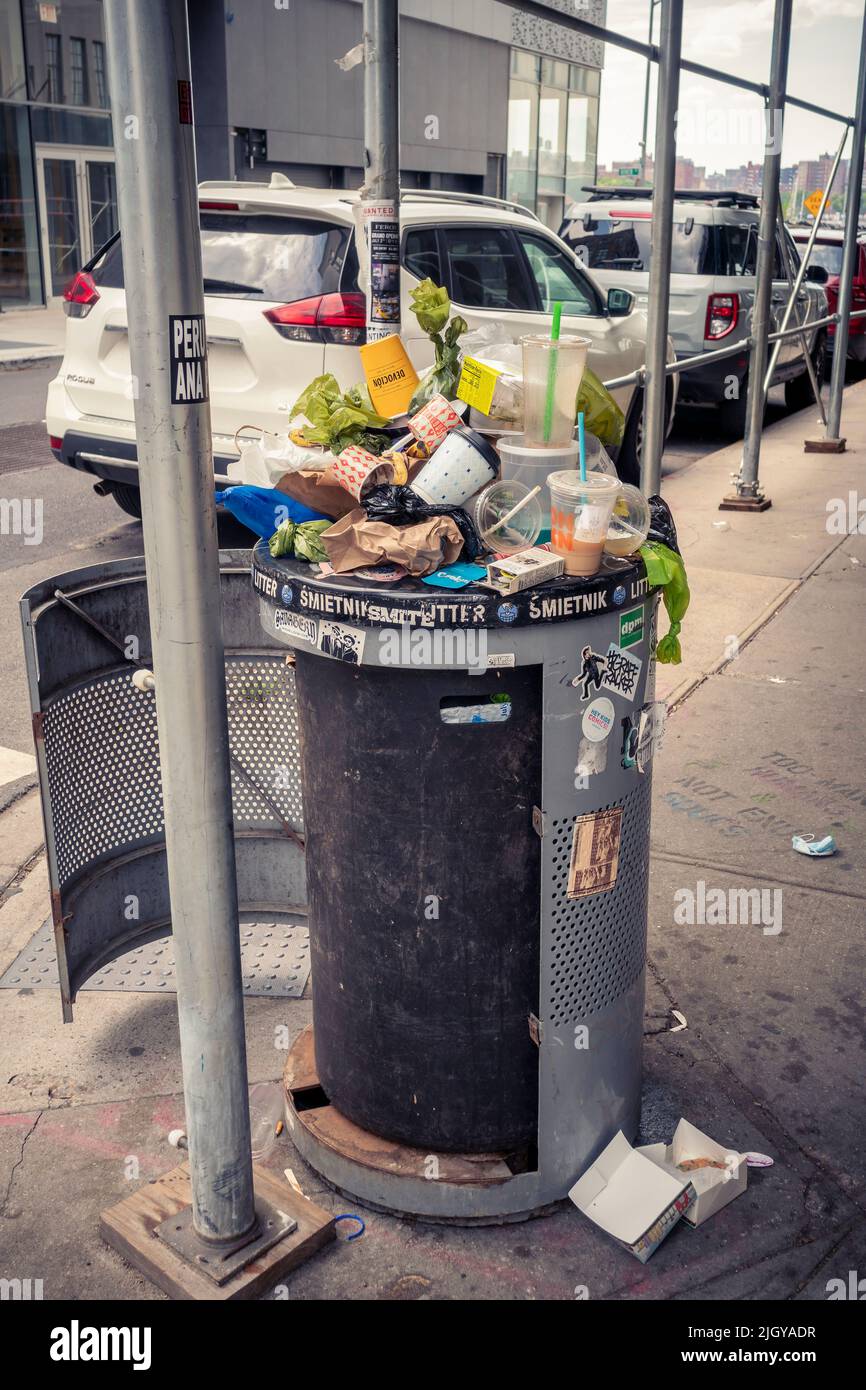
560 187 829 434
47 177 677 515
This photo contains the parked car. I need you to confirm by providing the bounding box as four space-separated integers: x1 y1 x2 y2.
788 226 866 362
47 178 677 516
560 187 829 434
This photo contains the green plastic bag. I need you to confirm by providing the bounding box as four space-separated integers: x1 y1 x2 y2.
639 540 690 664
577 366 625 448
406 279 468 415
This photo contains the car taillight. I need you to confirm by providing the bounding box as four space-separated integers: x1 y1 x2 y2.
705 292 738 340
49 435 63 450
63 270 100 318
264 292 367 345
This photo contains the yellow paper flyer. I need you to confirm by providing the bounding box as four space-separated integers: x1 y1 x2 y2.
457 356 501 416
359 334 420 416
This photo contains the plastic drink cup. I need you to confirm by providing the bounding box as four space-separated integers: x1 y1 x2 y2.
605 483 651 557
521 334 590 447
547 470 621 576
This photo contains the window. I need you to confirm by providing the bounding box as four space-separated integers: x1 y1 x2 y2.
45 32 62 102
403 227 441 283
517 233 602 316
506 51 600 228
93 40 108 108
91 215 353 303
70 37 88 106
715 224 758 277
560 215 713 277
803 242 844 277
440 227 532 311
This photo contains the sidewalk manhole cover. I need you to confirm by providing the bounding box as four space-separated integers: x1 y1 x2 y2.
0 915 311 998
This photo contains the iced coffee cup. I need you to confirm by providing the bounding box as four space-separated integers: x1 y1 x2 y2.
547 470 621 577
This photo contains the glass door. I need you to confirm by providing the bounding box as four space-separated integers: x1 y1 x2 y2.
35 146 117 299
36 152 82 297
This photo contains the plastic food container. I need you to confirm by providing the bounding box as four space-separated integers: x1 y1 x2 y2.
473 479 543 554
605 483 651 557
497 434 579 540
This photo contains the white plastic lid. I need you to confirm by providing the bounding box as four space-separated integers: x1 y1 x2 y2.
474 480 543 553
546 469 621 498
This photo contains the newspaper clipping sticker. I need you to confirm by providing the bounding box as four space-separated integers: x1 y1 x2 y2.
567 807 623 899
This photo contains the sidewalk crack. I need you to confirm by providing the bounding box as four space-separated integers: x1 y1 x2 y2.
1 1108 44 1216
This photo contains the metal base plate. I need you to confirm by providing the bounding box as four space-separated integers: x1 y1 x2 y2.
804 436 846 453
718 494 772 511
155 1197 298 1285
0 914 310 998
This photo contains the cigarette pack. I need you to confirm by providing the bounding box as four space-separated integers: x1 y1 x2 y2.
485 547 564 595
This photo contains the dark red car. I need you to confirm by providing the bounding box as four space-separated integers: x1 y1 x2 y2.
790 227 866 361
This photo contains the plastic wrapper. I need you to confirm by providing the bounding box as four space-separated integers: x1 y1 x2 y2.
640 539 690 664
268 518 332 563
363 482 485 559
215 484 328 537
228 430 333 488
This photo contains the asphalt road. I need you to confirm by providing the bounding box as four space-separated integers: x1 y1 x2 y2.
0 360 818 756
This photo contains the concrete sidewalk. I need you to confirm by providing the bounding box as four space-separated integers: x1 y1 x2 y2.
0 388 864 1300
0 305 66 368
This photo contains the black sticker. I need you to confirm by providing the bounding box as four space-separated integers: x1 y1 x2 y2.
169 314 209 404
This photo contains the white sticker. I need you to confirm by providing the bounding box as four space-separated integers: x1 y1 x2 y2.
274 609 318 644
485 653 516 668
581 697 616 743
600 643 643 700
636 700 667 771
317 620 366 665
574 504 609 541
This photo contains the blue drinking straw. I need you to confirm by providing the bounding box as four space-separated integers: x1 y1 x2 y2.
578 410 586 482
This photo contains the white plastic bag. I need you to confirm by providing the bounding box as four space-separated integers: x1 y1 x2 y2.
228 427 334 485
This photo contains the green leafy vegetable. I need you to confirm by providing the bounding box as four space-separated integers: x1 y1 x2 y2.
291 373 390 454
406 279 468 414
269 518 332 564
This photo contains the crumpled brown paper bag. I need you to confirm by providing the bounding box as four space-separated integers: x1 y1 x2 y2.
322 508 464 576
275 453 429 522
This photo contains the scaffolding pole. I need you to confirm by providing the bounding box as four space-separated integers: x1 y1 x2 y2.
641 0 682 498
724 0 792 510
103 0 255 1244
822 0 866 449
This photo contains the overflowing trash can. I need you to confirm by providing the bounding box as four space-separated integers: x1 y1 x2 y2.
253 542 663 1222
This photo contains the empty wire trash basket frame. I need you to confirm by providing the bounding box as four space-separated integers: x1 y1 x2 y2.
18 551 308 1021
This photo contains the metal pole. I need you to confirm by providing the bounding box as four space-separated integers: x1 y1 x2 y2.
103 0 255 1242
825 0 866 444
361 0 401 342
639 1 658 183
641 0 683 496
764 126 847 393
735 0 792 502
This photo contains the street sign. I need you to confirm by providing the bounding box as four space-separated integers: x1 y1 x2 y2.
617 166 641 177
804 189 824 217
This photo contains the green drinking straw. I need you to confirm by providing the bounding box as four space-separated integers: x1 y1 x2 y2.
543 301 563 444
578 410 586 482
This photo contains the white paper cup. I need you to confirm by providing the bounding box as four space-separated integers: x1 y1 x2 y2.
411 426 499 507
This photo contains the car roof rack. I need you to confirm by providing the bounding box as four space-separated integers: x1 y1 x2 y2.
397 189 542 222
576 185 760 209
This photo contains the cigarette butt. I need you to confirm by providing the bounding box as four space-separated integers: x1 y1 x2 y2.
275 1119 284 1136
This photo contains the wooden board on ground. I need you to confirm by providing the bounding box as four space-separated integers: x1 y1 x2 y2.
100 1160 335 1301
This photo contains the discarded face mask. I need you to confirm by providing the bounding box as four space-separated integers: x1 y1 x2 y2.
791 833 837 857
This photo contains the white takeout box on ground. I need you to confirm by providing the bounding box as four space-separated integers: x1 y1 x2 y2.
637 1118 748 1227
568 1130 696 1263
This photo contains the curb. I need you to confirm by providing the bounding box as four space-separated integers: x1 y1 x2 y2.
0 352 63 371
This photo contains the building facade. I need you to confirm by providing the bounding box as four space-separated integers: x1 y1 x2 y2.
0 0 604 308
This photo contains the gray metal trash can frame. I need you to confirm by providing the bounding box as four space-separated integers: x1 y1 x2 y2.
253 542 661 1222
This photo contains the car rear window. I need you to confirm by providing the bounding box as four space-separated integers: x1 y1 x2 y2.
559 213 713 275
90 213 353 303
799 242 844 277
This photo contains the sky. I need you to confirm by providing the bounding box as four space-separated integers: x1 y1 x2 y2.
597 0 864 173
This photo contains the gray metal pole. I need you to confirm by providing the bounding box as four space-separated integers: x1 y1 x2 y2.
736 0 792 499
825 1 866 443
639 1 658 184
641 0 683 496
103 0 255 1242
361 0 401 342
763 126 846 393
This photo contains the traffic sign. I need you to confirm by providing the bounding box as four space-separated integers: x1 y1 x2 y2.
804 189 824 218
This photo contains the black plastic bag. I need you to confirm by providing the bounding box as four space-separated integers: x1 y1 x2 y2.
647 494 680 555
363 483 484 559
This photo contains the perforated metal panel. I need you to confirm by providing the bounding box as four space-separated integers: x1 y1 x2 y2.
547 773 652 1026
20 552 307 1019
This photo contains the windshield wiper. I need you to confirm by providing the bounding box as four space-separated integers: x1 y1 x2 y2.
203 278 264 295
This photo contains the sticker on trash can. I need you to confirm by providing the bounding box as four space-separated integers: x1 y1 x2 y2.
618 605 645 650
274 608 317 644
317 620 365 665
169 315 209 404
567 807 623 899
582 697 616 743
600 643 642 700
